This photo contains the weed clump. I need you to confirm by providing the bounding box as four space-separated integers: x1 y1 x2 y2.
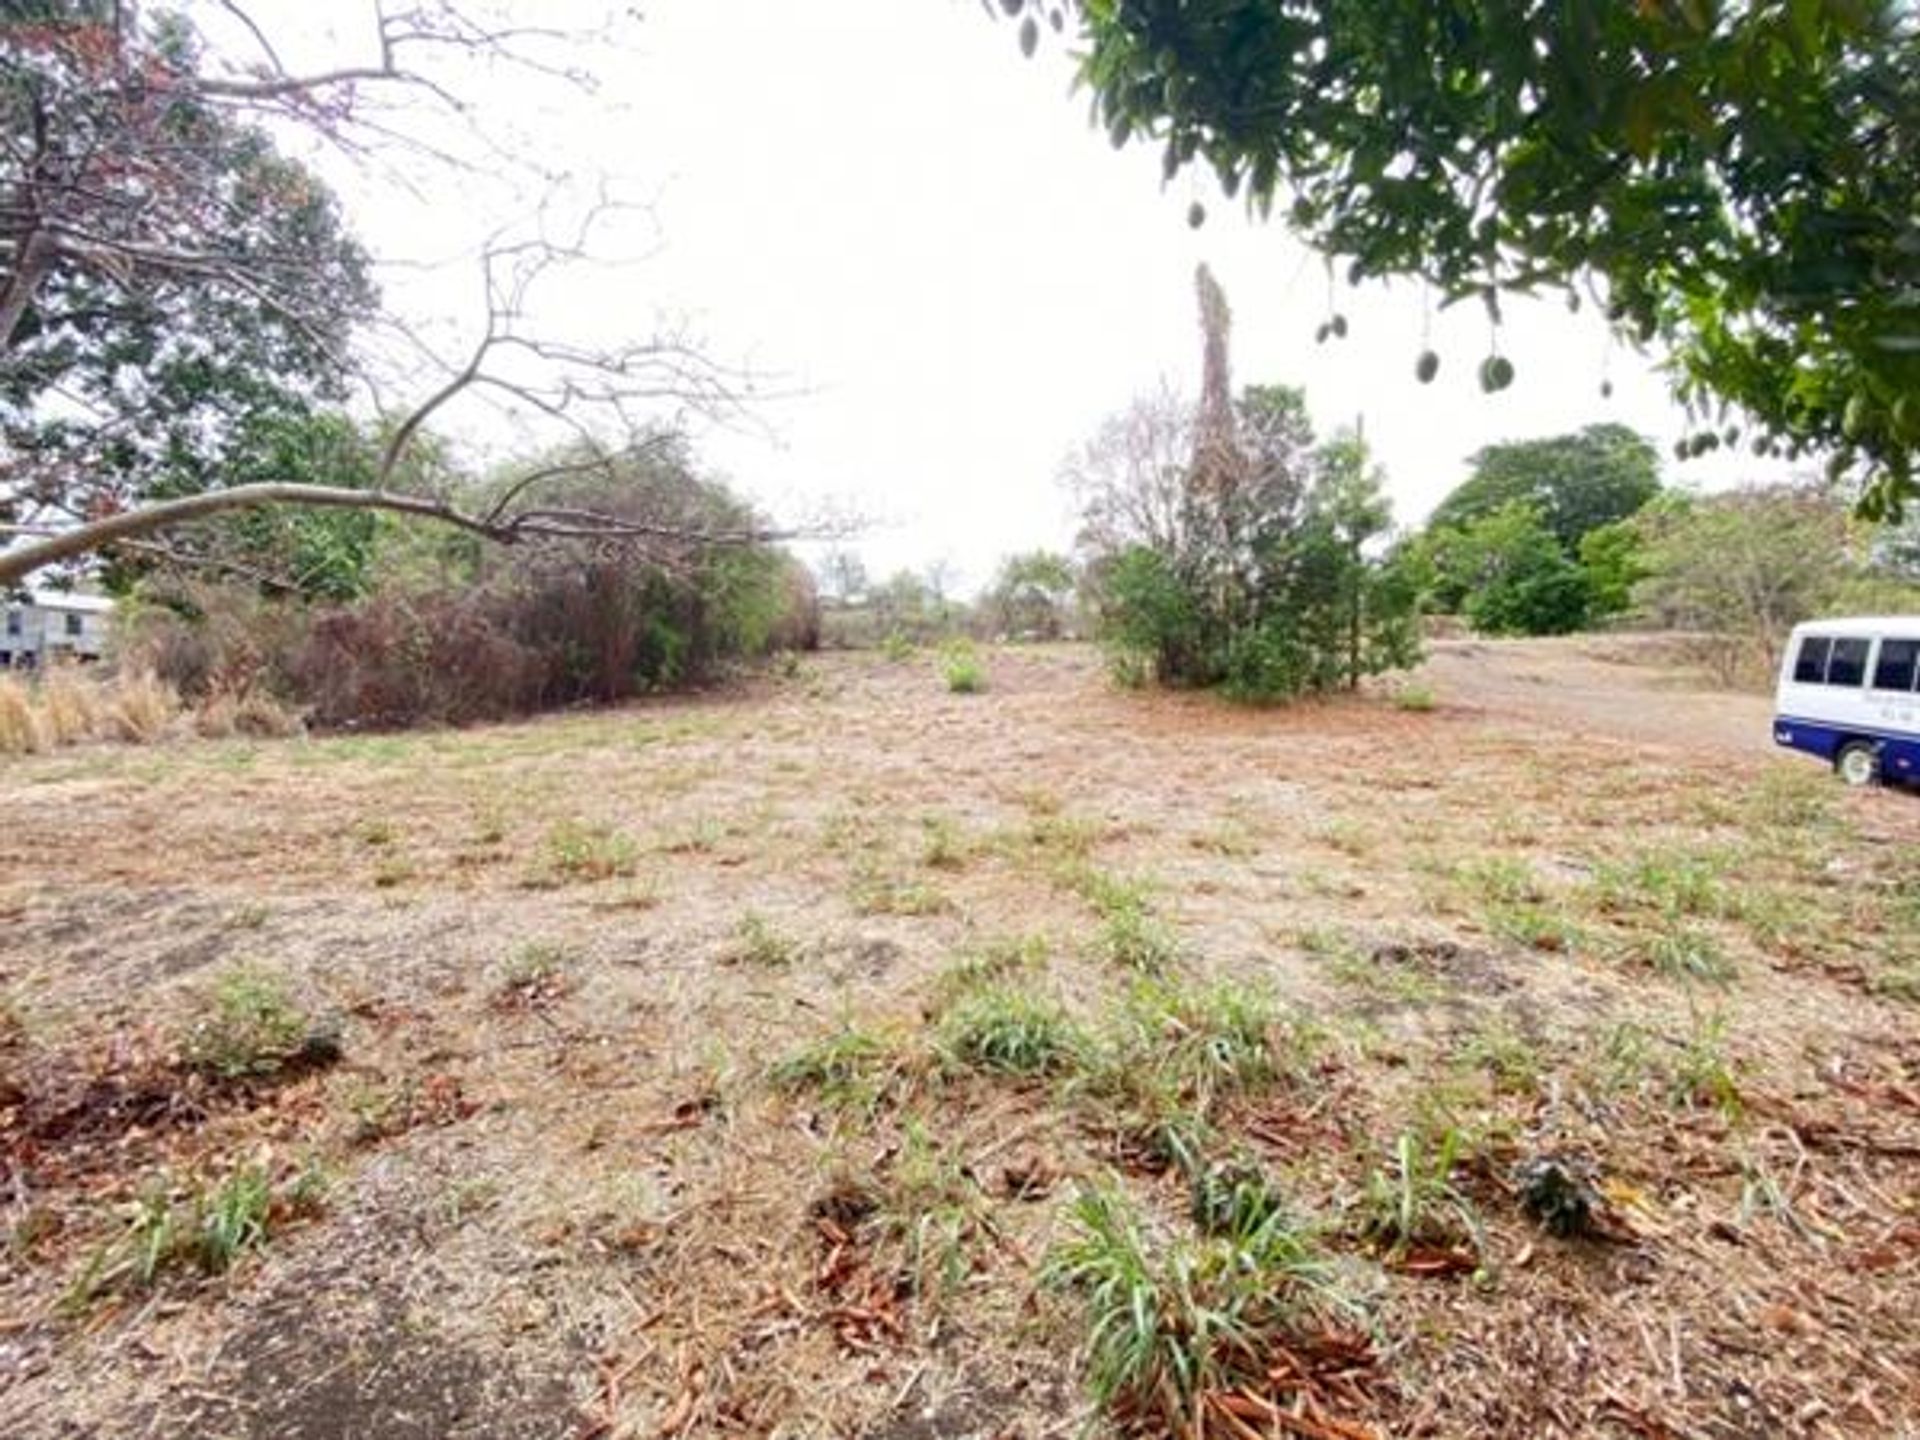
770 1023 910 1113
938 988 1083 1077
67 1162 327 1307
1045 1182 1346 1434
940 640 987 694
179 967 334 1081
731 911 801 968
539 821 638 884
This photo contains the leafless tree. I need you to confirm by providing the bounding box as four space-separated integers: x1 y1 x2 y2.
0 2 797 590
1061 380 1197 564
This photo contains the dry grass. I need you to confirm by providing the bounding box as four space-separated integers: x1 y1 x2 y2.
103 668 179 743
0 641 1914 1440
0 673 48 755
0 668 299 756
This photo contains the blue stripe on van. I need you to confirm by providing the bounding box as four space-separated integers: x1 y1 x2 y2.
1774 714 1920 777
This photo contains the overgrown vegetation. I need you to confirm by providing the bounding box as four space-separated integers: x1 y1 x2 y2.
1074 270 1422 702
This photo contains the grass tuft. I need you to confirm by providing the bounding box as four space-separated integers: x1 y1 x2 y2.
1045 1181 1341 1433
937 988 1083 1077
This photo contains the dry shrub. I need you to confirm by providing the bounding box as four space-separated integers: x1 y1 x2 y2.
287 591 549 729
231 690 304 738
0 676 48 756
107 670 181 743
193 691 241 739
38 667 101 744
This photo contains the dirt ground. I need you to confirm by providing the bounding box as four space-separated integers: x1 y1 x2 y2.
1 638 1915 1440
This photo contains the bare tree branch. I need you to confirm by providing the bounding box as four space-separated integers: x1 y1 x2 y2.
0 482 791 590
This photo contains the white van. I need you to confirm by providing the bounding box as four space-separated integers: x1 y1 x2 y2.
1773 617 1920 786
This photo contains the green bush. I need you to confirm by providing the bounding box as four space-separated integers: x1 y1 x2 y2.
940 641 987 694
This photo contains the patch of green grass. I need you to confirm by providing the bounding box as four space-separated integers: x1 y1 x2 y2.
1106 978 1291 1110
1357 1122 1483 1257
1070 868 1178 974
731 912 801 969
1483 898 1584 953
66 1162 326 1309
1869 961 1920 1003
1745 767 1835 831
495 942 573 1006
769 1023 910 1113
1189 819 1257 859
538 821 639 883
940 640 987 694
1456 855 1541 906
355 817 399 847
920 814 971 870
882 631 916 663
934 934 1050 1004
1391 684 1437 713
937 988 1084 1077
1626 923 1735 985
1312 819 1373 857
877 1121 994 1304
371 854 416 889
179 967 310 1080
851 866 953 917
1454 1017 1542 1096
1591 848 1727 919
1670 1012 1742 1121
1044 1181 1342 1435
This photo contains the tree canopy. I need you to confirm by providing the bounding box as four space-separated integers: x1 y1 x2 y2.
0 2 761 591
995 0 1920 516
1429 423 1661 551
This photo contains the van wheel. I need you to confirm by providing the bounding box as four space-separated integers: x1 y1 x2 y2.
1834 741 1879 788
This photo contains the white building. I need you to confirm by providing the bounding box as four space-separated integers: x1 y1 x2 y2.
0 590 113 669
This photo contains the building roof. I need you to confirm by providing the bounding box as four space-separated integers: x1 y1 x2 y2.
16 589 115 614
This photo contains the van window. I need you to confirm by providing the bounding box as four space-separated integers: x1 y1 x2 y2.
1826 636 1870 687
1792 636 1832 683
1873 638 1920 693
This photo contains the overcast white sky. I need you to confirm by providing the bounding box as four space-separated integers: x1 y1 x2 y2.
255 0 1787 595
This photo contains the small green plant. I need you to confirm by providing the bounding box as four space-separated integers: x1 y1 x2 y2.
1635 924 1735 984
919 815 970 870
732 911 801 968
1391 683 1437 712
355 817 398 847
496 942 572 1007
934 933 1050 1004
769 1023 909 1113
880 1121 994 1303
851 867 952 917
1313 819 1373 857
1112 978 1287 1110
66 1162 322 1309
938 988 1083 1077
1357 1123 1483 1257
882 631 916 663
540 821 638 883
1455 1017 1542 1095
192 1166 274 1273
940 641 987 694
180 967 309 1080
1072 868 1178 974
1045 1181 1340 1434
1671 1012 1742 1120
1592 849 1726 919
1457 855 1541 906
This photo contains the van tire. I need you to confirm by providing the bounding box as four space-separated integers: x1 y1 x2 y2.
1834 740 1879 788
